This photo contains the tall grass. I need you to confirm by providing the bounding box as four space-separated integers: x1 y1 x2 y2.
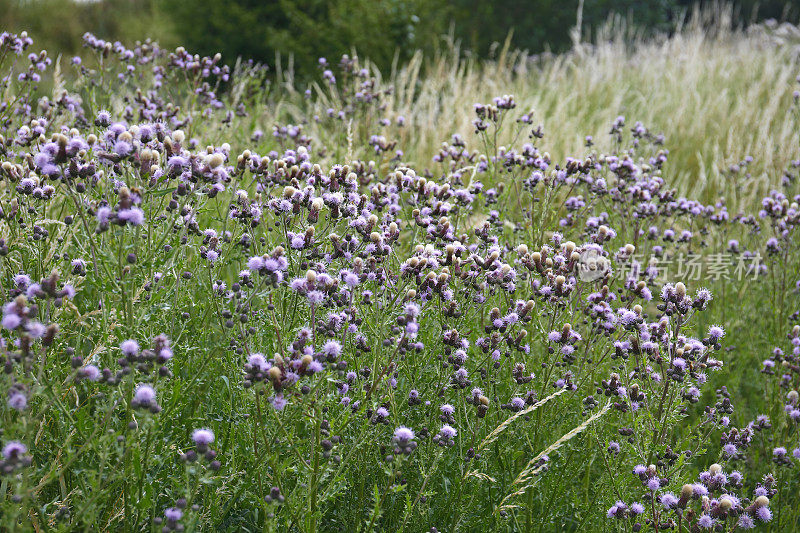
251 7 799 211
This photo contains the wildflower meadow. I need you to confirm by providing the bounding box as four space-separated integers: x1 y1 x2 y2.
1 10 800 532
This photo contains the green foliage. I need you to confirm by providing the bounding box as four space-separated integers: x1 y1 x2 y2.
138 0 432 76
3 0 797 80
444 0 675 56
0 0 177 54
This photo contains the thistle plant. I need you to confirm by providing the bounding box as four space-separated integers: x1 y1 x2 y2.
0 21 799 532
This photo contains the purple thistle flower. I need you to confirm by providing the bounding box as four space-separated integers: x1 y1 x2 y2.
118 207 144 226
83 365 101 381
2 441 27 459
248 353 269 372
271 395 287 410
192 428 215 446
697 514 714 529
755 506 772 522
164 507 183 522
708 325 725 340
247 256 265 272
660 493 678 508
2 312 21 330
307 290 325 304
607 501 627 519
7 392 27 411
393 426 415 443
96 206 112 224
120 339 140 357
737 515 755 529
322 340 342 358
133 384 156 406
439 424 457 438
26 321 46 338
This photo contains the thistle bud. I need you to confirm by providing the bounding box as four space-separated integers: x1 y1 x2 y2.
718 497 732 512
675 282 687 298
207 153 224 169
268 366 282 382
